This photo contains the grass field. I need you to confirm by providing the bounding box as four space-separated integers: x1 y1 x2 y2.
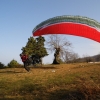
0 63 100 100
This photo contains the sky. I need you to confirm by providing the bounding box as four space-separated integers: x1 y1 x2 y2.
0 0 100 65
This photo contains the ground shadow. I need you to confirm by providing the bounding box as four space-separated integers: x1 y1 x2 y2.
30 65 58 69
0 89 86 100
47 89 85 100
0 70 26 74
32 66 58 69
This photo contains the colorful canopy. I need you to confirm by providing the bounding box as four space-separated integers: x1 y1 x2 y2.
32 15 100 42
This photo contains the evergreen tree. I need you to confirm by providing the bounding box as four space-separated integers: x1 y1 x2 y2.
35 36 48 57
21 36 48 57
21 37 37 55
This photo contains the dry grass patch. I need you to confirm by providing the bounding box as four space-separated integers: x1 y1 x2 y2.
0 63 100 100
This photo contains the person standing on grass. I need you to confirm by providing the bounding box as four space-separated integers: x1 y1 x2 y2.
20 53 30 72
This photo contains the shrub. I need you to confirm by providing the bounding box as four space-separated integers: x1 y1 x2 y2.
0 62 5 69
8 59 19 68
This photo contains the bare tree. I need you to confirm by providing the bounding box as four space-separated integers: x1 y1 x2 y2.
64 52 79 63
45 35 74 64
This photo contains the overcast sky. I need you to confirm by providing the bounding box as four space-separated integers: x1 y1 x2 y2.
0 0 100 65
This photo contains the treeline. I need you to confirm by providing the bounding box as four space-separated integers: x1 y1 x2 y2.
1 54 100 69
0 59 23 69
66 54 100 63
1 35 100 68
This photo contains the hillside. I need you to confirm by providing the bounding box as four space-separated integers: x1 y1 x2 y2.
74 54 100 63
92 54 100 62
0 63 100 100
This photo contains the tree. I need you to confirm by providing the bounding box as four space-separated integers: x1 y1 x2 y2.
8 59 19 68
95 54 100 62
35 36 48 57
21 37 37 55
64 52 79 63
82 54 93 63
0 62 5 69
46 35 73 64
21 36 48 63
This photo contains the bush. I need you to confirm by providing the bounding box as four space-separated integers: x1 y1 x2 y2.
8 59 19 68
0 62 5 69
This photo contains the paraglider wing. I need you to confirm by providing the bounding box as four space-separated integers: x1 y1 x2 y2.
32 15 100 42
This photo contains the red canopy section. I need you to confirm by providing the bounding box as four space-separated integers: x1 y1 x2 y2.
32 16 100 43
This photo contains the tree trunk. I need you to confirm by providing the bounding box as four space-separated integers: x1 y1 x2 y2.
52 48 60 64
